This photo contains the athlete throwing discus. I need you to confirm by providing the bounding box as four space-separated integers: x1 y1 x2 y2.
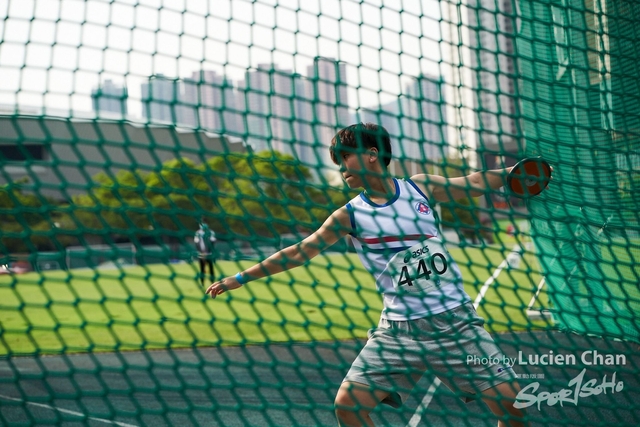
207 123 531 427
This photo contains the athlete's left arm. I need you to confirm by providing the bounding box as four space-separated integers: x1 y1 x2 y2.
411 167 513 203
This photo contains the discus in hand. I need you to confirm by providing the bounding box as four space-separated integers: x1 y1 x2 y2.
507 157 552 198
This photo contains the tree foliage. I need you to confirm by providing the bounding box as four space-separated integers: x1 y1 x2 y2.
67 150 350 246
0 184 77 253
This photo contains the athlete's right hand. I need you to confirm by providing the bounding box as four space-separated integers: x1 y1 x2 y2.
206 277 242 299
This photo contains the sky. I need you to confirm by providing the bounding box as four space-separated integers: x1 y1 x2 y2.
0 0 450 116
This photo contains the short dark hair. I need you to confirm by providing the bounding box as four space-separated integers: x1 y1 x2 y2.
330 123 392 168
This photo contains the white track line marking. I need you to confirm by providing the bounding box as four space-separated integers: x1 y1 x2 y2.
407 377 441 427
473 245 521 309
0 394 138 427
407 245 521 427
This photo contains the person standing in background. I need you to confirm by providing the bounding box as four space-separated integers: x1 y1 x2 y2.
194 221 216 286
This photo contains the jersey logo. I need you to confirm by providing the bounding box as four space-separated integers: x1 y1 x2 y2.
415 201 431 215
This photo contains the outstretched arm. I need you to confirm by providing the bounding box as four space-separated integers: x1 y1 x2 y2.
411 167 514 203
206 207 352 298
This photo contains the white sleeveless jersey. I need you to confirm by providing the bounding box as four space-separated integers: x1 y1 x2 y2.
346 178 470 320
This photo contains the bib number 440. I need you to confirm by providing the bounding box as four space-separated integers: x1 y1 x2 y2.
397 252 448 288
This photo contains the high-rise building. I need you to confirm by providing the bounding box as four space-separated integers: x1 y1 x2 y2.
291 74 316 167
219 77 245 138
178 77 197 129
196 70 223 131
137 63 347 168
402 74 448 166
181 71 218 129
242 64 296 154
306 57 350 163
91 80 128 117
141 74 179 124
467 0 521 166
181 70 244 136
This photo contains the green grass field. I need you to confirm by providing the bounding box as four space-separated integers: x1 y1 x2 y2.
0 243 552 356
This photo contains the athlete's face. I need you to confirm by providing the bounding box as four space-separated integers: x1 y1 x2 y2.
339 149 377 188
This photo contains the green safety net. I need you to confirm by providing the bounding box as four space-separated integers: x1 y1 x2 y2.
0 0 638 426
